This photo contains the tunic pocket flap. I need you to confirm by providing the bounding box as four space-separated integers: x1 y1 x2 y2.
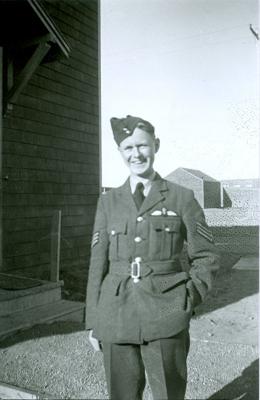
150 217 181 232
109 220 127 235
153 271 189 293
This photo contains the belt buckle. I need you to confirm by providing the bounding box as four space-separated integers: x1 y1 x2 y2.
131 260 141 283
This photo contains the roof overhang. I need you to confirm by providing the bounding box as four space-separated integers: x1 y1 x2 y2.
0 0 70 61
0 0 71 113
27 0 70 59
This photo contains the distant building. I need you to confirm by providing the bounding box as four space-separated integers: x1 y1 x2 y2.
221 179 259 208
165 168 222 209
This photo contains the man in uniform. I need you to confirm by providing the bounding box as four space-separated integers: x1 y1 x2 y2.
85 115 219 400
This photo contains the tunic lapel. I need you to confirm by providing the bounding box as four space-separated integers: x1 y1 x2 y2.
116 175 169 215
117 178 138 213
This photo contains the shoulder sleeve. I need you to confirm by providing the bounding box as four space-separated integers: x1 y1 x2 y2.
85 195 109 329
182 191 220 308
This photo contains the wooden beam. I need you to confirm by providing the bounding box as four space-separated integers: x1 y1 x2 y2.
4 56 14 115
7 41 51 104
0 47 3 270
27 0 70 58
50 210 62 282
7 58 13 92
19 33 53 49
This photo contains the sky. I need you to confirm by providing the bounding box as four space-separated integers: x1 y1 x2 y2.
101 0 259 187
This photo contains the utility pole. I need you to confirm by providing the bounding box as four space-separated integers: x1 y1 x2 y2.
249 24 259 40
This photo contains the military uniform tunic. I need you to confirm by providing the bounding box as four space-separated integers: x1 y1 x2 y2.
85 174 219 344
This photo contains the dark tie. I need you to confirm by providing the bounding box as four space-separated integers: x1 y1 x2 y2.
133 182 145 210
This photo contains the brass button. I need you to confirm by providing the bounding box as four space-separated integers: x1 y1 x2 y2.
137 216 143 222
134 237 142 243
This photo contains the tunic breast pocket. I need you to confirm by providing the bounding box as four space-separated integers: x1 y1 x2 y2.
108 220 128 261
149 216 181 260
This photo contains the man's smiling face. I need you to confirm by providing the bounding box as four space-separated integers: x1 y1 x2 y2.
119 128 160 178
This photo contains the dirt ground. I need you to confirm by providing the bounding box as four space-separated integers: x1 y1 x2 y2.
0 251 258 399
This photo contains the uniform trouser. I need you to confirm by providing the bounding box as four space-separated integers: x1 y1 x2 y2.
102 329 190 400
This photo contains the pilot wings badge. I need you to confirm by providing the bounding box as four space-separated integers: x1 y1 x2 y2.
151 208 178 216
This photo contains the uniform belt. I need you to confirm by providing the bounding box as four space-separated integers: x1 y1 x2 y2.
109 260 182 282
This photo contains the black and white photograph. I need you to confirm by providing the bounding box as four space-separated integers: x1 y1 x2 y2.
0 0 258 399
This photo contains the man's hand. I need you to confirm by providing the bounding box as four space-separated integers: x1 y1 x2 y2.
88 330 102 352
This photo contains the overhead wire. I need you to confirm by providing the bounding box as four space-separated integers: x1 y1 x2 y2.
102 23 257 59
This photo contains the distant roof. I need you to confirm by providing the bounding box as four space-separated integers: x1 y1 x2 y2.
166 167 217 182
221 178 260 188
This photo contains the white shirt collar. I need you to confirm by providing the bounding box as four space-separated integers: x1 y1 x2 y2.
130 171 156 196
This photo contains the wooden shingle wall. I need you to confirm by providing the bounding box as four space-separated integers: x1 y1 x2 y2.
2 0 99 287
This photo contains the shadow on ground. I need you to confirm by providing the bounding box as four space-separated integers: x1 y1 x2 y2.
208 359 259 400
0 251 258 346
180 250 259 318
0 321 86 349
